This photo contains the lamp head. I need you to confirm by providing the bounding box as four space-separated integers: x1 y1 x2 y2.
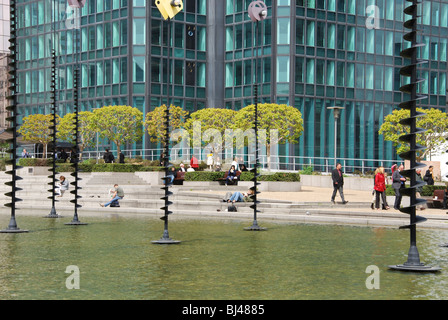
248 1 268 22
67 0 87 8
156 0 183 20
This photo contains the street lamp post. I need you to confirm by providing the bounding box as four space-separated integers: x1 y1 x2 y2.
65 0 87 226
244 1 267 231
327 106 344 170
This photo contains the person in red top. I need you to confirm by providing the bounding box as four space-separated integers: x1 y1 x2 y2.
190 156 199 169
374 166 390 210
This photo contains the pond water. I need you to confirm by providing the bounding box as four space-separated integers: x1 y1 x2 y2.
1 214 448 300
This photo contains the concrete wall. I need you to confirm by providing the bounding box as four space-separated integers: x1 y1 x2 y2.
299 175 374 191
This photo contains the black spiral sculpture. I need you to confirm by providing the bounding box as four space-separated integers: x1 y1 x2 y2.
65 67 86 226
388 0 440 272
152 17 179 244
245 1 267 231
1 0 28 233
46 49 61 218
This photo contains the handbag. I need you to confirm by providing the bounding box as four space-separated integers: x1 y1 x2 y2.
228 204 237 212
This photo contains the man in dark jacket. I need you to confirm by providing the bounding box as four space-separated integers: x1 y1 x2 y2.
424 165 434 185
331 163 348 204
392 164 406 210
103 149 114 163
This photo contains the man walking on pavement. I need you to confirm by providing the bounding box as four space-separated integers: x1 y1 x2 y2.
331 163 348 205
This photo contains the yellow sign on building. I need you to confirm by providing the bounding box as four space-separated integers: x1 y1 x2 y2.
155 0 183 20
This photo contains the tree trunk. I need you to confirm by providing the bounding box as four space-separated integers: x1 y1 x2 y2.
116 143 121 160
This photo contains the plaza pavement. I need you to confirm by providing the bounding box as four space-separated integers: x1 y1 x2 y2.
0 172 447 229
195 186 448 229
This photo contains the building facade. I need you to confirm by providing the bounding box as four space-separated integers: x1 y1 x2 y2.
14 0 448 170
0 0 10 130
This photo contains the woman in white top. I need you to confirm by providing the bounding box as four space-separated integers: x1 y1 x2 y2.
57 175 69 197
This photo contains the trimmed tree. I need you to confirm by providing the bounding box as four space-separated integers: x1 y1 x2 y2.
90 105 144 155
57 111 96 159
145 104 189 147
234 103 304 169
184 108 238 162
379 107 448 161
18 113 59 158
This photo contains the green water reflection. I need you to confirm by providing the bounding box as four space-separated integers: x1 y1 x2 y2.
1 215 448 300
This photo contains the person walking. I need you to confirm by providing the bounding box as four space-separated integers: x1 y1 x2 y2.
190 155 199 170
392 164 406 210
103 149 115 163
374 167 389 210
415 168 426 210
331 163 348 204
424 165 434 185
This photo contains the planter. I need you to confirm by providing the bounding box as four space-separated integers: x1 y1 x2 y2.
239 181 301 192
134 171 165 185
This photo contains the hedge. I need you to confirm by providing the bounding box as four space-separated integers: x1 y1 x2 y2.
184 171 225 181
385 184 447 196
16 159 166 173
184 171 300 182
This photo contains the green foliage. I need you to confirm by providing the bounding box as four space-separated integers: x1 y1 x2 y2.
92 163 144 172
90 105 144 154
299 166 314 175
57 111 96 157
16 160 165 173
18 158 52 166
145 104 188 145
18 114 60 158
385 184 446 196
421 185 447 196
239 171 301 182
184 171 225 181
184 108 238 155
379 108 448 160
234 103 304 146
184 171 300 182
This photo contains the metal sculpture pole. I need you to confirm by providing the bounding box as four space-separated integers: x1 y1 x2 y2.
152 0 183 244
1 0 28 233
439 136 448 247
45 18 61 218
244 1 267 231
388 0 440 272
65 1 87 225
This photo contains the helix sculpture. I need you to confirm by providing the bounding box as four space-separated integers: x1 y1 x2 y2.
65 1 87 225
1 0 28 233
245 1 268 231
46 49 61 218
388 0 440 272
152 0 183 244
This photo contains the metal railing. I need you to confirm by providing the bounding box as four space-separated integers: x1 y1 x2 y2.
77 148 398 174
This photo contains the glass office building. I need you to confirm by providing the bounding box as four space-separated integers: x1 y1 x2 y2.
14 0 448 169
225 0 448 169
15 0 208 153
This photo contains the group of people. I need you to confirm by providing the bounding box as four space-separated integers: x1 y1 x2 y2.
103 149 125 164
372 164 437 211
330 162 442 211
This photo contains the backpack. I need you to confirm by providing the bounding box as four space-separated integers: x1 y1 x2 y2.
228 204 237 212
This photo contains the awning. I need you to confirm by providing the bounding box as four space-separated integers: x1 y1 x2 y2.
0 128 29 144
